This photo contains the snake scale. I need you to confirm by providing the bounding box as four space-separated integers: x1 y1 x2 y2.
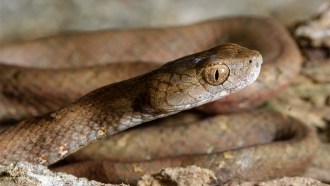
0 16 318 185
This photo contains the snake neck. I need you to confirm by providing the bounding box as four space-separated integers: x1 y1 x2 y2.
0 75 162 165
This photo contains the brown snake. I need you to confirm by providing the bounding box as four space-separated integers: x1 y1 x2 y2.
0 16 318 184
0 43 261 164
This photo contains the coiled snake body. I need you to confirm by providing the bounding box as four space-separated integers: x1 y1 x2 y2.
0 16 318 184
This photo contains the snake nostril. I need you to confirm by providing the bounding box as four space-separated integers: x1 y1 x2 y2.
249 59 252 64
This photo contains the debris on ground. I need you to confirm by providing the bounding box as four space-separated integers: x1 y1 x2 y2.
137 165 217 186
294 3 330 48
0 162 126 186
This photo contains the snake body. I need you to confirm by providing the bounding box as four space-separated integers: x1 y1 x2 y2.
0 16 301 122
54 110 317 184
0 43 262 165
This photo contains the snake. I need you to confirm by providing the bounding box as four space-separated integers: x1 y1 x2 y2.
0 16 302 123
0 43 262 165
0 16 317 185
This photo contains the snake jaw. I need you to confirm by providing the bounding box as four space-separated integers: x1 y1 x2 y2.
230 54 263 93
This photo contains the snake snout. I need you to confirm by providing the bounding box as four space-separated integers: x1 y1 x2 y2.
250 52 263 72
242 52 263 89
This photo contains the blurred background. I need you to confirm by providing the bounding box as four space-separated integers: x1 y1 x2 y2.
0 0 327 44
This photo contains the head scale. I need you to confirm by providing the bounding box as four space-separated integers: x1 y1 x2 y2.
147 43 262 113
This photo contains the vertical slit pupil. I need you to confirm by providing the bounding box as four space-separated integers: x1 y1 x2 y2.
215 69 219 81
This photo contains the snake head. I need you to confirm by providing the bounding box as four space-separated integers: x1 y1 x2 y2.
146 43 262 113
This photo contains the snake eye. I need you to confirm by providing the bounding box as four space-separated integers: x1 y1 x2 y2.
203 64 230 86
